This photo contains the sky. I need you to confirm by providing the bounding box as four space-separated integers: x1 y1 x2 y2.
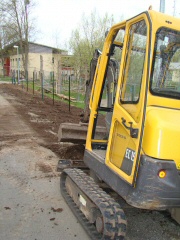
32 0 180 49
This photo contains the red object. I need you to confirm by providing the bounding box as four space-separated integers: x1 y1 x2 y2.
4 58 10 76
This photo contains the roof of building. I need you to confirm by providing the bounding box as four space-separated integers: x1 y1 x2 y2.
3 40 67 55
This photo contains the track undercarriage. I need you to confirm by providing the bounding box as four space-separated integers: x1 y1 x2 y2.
60 168 127 239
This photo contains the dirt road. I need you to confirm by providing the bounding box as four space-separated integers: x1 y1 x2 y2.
0 84 89 240
0 83 180 240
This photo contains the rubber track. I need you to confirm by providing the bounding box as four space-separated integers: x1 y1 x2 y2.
60 168 127 239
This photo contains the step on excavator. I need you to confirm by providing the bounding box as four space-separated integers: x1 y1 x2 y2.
59 10 180 239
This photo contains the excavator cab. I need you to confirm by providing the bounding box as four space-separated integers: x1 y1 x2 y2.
87 13 150 184
85 8 180 223
61 10 180 239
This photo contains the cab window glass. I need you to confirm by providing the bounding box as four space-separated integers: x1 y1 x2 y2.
99 29 125 108
151 28 180 99
120 20 147 103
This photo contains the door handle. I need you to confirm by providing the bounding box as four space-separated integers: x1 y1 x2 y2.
121 117 139 138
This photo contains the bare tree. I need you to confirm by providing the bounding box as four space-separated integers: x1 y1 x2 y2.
68 11 115 122
0 0 36 75
69 11 115 82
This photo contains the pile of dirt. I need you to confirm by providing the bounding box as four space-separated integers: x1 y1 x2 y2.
0 84 85 160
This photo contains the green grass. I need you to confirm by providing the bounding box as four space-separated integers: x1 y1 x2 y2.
21 80 85 109
0 76 12 82
0 75 86 107
71 101 84 109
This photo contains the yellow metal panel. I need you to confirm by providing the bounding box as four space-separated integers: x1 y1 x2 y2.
148 10 180 31
109 120 136 169
109 121 129 168
148 94 180 109
143 107 180 169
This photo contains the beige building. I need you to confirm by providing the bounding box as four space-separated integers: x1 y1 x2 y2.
169 63 180 83
1 41 74 81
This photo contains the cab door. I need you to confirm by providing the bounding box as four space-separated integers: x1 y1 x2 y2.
106 14 151 185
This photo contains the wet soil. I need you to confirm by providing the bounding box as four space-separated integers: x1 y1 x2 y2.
0 83 89 240
0 84 85 160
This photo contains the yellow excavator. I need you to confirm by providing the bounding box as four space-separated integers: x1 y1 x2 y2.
59 10 180 239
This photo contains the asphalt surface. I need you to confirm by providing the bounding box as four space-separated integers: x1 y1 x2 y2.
0 92 90 240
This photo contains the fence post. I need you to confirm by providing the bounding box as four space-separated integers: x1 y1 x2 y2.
77 78 80 102
26 70 28 92
41 72 44 100
40 55 44 100
69 75 71 112
57 60 62 94
52 71 55 105
22 74 24 89
16 70 18 84
33 71 35 95
12 70 15 84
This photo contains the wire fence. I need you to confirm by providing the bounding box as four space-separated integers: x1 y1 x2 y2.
0 66 86 110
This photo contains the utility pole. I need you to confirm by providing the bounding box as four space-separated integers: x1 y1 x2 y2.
173 0 176 16
14 45 20 84
159 0 165 13
24 0 30 78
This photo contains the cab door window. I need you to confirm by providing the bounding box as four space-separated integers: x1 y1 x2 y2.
120 20 147 104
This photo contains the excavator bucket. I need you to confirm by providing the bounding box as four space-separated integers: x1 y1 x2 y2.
58 122 107 144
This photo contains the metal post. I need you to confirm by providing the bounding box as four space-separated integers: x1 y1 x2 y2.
33 71 35 95
77 78 80 102
11 74 13 84
58 60 62 94
14 45 19 84
41 72 44 100
159 0 165 13
22 74 24 89
40 55 44 100
17 48 19 84
69 75 71 112
173 0 176 16
52 71 55 105
26 70 28 91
